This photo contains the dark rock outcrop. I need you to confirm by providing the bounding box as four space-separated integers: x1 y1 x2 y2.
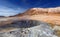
0 20 57 37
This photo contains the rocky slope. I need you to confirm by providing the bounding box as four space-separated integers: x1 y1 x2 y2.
0 20 57 37
15 7 60 26
0 7 60 37
1 7 60 26
16 7 60 16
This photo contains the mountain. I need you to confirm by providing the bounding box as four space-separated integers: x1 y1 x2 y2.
15 7 60 16
0 7 60 26
15 8 48 16
14 7 60 26
0 16 5 17
0 7 60 37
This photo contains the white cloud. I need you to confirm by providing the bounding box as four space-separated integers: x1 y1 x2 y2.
0 6 25 16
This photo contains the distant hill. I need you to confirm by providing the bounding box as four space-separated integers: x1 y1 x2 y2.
15 7 60 17
0 16 5 18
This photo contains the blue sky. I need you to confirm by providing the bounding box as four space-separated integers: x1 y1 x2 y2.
0 0 60 16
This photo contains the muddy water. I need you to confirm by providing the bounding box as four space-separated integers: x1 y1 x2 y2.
0 20 58 37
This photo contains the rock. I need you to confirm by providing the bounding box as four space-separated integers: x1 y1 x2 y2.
0 7 60 37
0 20 57 37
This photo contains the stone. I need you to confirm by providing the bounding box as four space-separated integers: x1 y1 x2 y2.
0 20 57 37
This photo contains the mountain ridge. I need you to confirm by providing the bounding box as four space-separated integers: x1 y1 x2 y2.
15 7 60 16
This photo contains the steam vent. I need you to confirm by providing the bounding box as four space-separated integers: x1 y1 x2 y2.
0 7 60 37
